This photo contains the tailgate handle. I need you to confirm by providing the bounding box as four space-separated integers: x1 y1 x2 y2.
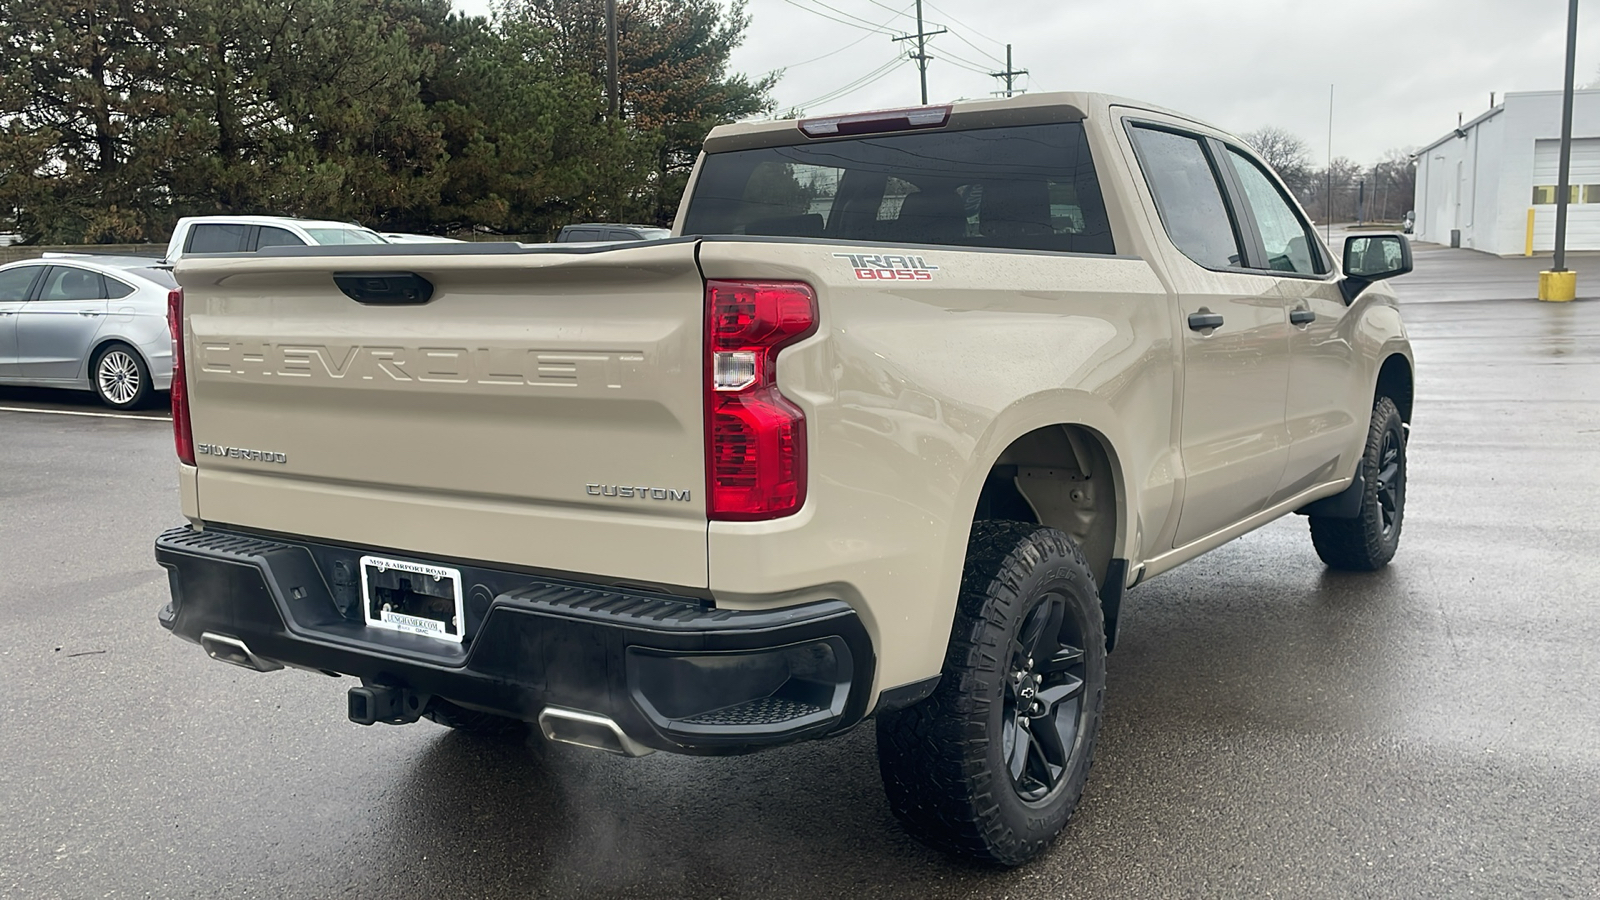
333 272 434 305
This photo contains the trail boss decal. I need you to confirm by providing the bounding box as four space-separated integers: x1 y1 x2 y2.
833 253 940 282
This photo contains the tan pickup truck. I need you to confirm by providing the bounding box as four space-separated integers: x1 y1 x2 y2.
155 92 1414 866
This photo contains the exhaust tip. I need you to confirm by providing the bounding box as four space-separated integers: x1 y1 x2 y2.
538 707 654 757
199 632 283 672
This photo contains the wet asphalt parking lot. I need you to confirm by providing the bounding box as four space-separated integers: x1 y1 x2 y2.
2 242 1598 899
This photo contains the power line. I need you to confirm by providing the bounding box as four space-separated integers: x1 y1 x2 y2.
794 0 902 35
942 25 1005 66
775 1 914 69
798 60 909 112
779 0 899 36
805 0 904 33
939 47 1001 76
923 0 1007 50
942 57 995 77
862 0 916 20
793 55 909 110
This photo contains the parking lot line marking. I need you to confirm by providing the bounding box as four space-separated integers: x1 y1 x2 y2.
0 405 171 422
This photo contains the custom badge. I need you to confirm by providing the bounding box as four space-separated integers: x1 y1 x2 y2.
833 253 940 281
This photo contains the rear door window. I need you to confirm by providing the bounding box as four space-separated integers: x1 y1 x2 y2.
682 122 1115 254
185 223 250 253
1127 125 1244 270
36 266 107 301
0 266 42 300
255 226 307 250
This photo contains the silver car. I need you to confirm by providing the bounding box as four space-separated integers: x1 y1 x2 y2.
0 255 175 409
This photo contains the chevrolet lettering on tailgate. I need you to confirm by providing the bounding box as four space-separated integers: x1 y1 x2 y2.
199 343 644 390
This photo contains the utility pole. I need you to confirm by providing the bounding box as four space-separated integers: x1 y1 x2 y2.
1551 0 1579 277
990 44 1027 98
1537 0 1580 299
605 0 620 120
605 0 621 221
891 0 946 105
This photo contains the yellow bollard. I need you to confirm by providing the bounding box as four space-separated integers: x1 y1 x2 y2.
1526 207 1535 257
1539 269 1577 301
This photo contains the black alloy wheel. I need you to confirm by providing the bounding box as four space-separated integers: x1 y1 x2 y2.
1375 426 1402 540
1002 591 1091 802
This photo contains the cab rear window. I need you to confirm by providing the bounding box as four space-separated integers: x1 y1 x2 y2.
682 123 1115 254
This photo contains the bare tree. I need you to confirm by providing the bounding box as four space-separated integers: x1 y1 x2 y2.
1298 156 1366 224
1370 148 1417 222
1235 128 1415 225
1239 126 1314 196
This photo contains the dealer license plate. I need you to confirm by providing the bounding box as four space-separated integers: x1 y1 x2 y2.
360 555 465 643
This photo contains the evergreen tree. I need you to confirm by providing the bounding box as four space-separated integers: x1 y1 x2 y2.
0 0 175 241
0 0 775 242
500 0 775 224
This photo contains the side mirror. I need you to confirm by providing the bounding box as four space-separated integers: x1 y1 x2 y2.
1340 233 1413 303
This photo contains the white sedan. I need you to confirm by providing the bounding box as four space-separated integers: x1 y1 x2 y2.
0 256 176 409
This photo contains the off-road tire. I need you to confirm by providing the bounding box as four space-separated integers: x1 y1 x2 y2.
1310 396 1406 571
424 698 526 736
91 342 151 410
876 521 1106 867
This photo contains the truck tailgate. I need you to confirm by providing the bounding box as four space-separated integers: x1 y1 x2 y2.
175 242 709 588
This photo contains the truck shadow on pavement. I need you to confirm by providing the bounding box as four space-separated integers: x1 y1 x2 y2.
377 723 1031 900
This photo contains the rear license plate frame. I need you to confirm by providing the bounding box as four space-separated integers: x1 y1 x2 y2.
359 555 466 643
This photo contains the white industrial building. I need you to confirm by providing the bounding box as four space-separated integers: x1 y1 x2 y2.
1414 89 1600 255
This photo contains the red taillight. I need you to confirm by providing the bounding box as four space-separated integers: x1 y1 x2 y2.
705 280 817 520
166 289 194 465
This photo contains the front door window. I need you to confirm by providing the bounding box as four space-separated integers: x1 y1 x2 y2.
1225 147 1325 276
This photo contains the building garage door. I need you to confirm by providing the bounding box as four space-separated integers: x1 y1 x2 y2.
1531 138 1600 250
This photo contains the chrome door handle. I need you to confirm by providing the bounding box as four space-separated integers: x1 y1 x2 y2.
77 310 103 317
1289 308 1316 326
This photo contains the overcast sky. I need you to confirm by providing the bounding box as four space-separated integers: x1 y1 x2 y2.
455 0 1600 164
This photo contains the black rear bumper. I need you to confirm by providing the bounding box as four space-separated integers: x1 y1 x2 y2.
155 526 874 755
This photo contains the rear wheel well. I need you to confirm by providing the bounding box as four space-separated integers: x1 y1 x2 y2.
974 424 1119 589
1377 354 1413 422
